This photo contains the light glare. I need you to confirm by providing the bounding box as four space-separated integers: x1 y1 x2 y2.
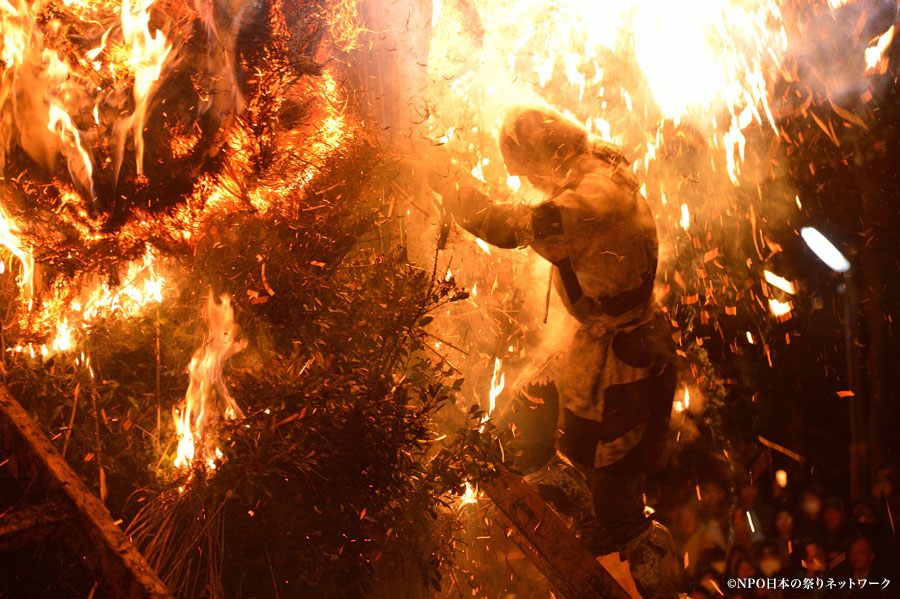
800 227 850 273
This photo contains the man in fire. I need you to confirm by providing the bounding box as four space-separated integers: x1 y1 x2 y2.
430 106 682 598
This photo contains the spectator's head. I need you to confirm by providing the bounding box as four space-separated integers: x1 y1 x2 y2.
801 541 826 572
678 503 700 537
799 489 823 522
698 547 727 575
756 542 783 577
700 480 726 512
822 499 845 533
726 545 749 576
771 469 792 503
739 483 759 508
872 467 895 502
736 557 757 579
847 536 876 577
774 508 794 539
851 497 877 526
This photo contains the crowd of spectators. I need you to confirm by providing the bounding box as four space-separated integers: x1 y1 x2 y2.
658 466 899 598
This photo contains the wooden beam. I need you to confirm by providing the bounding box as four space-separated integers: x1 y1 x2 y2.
0 386 173 599
0 502 66 552
480 467 632 599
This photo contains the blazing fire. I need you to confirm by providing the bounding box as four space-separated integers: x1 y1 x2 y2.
426 0 786 189
0 0 177 341
487 357 504 421
173 292 245 470
418 0 896 389
0 0 359 478
866 24 896 74
463 357 505 506
0 0 894 565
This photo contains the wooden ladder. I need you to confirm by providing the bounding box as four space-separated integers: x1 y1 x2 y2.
0 386 172 599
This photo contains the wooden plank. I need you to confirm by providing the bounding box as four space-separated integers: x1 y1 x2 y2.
480 467 632 599
0 386 173 599
0 502 66 551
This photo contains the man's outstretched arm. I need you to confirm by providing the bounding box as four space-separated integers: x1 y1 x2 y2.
432 176 569 252
446 185 534 249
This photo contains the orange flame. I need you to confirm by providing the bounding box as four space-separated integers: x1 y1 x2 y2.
76 248 164 323
117 0 173 177
488 357 504 419
426 0 786 186
174 292 246 470
865 25 895 75
0 204 34 309
0 1 95 195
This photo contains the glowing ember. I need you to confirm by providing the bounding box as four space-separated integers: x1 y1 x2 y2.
174 292 246 470
459 481 479 507
680 204 691 231
472 357 505 482
775 468 788 488
763 270 796 294
768 298 792 317
485 357 504 424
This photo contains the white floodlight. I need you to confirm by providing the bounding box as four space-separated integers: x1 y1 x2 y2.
800 227 851 273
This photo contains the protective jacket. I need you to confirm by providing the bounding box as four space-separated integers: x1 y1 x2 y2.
452 153 675 472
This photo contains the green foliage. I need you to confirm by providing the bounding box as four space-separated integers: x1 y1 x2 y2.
0 3 500 596
2 139 497 599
